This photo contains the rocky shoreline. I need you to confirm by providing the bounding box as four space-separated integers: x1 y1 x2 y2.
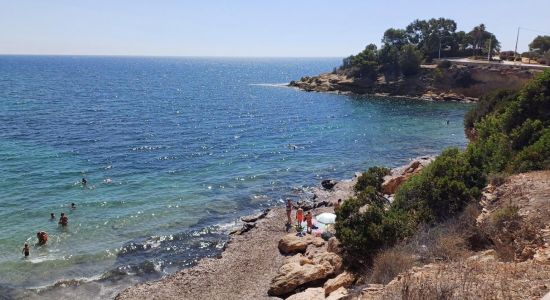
116 157 433 300
289 62 539 103
116 157 550 299
288 72 478 103
116 176 356 300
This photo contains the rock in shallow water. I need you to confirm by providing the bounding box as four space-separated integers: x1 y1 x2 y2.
322 179 338 190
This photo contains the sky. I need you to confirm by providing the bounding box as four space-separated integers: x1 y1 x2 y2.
1 0 549 57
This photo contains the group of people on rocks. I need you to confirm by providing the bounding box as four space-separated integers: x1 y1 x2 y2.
21 179 85 257
284 198 342 234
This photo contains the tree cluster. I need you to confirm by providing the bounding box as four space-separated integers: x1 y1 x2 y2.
340 18 502 79
525 35 550 65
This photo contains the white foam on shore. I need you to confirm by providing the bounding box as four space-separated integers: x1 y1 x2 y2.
248 83 289 87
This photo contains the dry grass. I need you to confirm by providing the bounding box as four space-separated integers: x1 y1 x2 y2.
369 259 550 300
366 204 482 287
480 205 543 262
370 248 414 285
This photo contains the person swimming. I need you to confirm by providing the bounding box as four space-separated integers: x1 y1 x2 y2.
37 231 48 245
71 203 76 209
81 178 87 186
50 213 55 220
58 213 68 226
22 243 30 257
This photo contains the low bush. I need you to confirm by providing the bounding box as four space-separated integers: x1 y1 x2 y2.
453 68 476 87
393 148 485 224
370 248 414 284
354 166 390 193
488 172 507 186
481 205 543 261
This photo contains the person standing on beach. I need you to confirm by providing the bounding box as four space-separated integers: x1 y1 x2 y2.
296 208 304 225
22 243 30 257
58 213 68 226
305 211 313 234
285 199 293 225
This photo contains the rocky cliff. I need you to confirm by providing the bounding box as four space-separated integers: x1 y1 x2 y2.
289 63 540 102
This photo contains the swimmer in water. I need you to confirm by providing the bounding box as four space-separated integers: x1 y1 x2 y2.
71 203 76 209
37 231 48 245
50 213 55 220
58 213 68 226
22 243 30 257
81 178 87 186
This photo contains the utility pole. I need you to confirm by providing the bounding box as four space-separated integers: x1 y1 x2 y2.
439 35 442 60
487 38 492 61
514 27 520 62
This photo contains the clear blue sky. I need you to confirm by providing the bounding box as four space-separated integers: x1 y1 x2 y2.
1 0 549 57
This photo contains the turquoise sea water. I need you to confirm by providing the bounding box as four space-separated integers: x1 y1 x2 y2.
0 56 470 298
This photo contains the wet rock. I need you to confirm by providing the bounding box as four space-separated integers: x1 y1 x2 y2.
241 209 270 223
229 222 256 235
278 233 325 255
322 179 338 190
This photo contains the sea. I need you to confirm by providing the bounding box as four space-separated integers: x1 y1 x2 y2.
0 56 470 299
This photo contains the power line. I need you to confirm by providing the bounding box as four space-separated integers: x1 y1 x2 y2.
519 27 550 36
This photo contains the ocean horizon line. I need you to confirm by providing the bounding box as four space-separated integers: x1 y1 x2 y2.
0 54 345 60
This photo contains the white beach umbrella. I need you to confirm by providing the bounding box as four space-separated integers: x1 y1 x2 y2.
315 212 336 224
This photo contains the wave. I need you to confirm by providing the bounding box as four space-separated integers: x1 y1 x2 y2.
248 83 289 87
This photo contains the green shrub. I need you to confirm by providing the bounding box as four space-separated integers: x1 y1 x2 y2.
355 167 391 193
335 201 413 264
464 69 550 174
464 89 516 130
393 148 485 223
509 128 550 172
399 45 423 77
453 68 476 87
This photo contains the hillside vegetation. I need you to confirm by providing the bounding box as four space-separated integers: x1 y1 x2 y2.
336 69 550 267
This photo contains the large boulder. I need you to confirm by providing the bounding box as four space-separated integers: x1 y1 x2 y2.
268 252 343 296
323 271 356 295
286 288 325 300
278 234 325 255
